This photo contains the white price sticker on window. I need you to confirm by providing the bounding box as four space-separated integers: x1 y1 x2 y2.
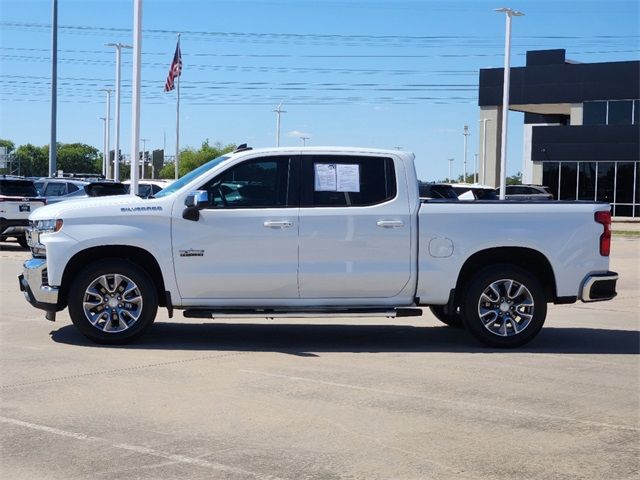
314 164 337 191
336 164 360 192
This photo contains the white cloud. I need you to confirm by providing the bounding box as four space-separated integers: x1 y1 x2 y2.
287 130 312 138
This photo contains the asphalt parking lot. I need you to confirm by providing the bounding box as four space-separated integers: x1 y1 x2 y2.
1 238 638 480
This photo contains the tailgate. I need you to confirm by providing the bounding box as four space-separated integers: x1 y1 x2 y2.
0 197 46 219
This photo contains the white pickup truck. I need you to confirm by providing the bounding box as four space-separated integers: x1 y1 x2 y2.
19 146 618 348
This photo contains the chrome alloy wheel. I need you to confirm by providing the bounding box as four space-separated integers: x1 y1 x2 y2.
477 279 534 337
82 274 143 333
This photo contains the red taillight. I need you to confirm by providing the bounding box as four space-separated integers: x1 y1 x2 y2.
595 210 611 256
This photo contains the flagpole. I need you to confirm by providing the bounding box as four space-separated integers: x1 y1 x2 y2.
175 33 180 180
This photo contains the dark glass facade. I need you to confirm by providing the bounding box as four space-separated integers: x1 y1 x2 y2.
578 162 596 200
542 161 638 217
608 100 633 125
583 101 607 125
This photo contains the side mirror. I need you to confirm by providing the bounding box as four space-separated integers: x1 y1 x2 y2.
184 190 208 208
183 190 208 221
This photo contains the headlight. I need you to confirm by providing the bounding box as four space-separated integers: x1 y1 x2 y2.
33 219 64 233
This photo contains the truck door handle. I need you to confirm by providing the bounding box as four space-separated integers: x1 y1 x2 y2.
376 220 404 228
264 220 293 229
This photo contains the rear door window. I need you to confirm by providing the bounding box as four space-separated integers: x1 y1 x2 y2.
301 155 396 207
44 182 68 196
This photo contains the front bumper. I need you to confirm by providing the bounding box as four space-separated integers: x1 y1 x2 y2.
18 258 60 312
581 271 618 302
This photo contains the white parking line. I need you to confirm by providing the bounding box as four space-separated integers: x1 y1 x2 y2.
0 415 280 479
240 369 640 433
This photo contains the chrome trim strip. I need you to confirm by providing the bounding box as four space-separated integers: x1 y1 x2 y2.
22 258 59 305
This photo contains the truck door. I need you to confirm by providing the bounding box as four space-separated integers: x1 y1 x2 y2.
298 154 412 299
172 155 300 301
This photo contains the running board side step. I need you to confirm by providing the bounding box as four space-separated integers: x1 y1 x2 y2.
182 308 423 320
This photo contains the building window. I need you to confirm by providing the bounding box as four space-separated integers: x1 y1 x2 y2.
583 101 607 125
542 162 559 199
560 163 577 200
596 162 615 203
616 162 635 204
608 100 633 125
578 162 597 200
634 100 639 125
634 162 640 204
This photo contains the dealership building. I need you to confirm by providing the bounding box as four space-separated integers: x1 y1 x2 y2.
478 49 639 217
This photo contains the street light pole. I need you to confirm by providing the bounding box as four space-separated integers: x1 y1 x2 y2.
106 42 132 181
100 117 106 176
463 125 469 183
100 89 112 178
300 136 309 146
49 0 58 177
448 158 454 182
274 102 286 147
495 6 524 199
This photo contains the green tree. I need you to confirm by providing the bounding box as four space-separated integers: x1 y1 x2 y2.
159 140 236 179
14 144 48 177
506 172 522 185
0 139 15 153
57 143 101 174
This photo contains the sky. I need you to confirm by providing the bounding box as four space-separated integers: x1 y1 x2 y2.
0 0 638 181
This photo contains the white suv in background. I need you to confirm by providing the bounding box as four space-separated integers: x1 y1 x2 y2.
503 185 554 201
0 176 46 248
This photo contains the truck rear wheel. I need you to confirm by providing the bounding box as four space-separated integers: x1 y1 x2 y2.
68 259 157 344
429 305 463 328
461 265 547 348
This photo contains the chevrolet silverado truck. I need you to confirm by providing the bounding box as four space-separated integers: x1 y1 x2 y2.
19 146 618 347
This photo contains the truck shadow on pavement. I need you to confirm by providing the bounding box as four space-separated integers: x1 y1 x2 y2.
50 323 640 355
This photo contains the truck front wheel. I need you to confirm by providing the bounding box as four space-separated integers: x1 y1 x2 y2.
461 265 547 348
68 259 158 344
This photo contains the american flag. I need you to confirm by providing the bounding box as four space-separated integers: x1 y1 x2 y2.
164 40 182 92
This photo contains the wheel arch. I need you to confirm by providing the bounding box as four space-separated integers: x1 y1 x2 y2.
59 245 168 310
455 247 557 305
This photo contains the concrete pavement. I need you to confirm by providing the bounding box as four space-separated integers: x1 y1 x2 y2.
0 238 638 479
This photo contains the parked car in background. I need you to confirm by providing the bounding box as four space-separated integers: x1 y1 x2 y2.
418 182 459 200
0 176 46 248
46 181 128 204
34 178 89 201
502 184 554 201
123 180 173 198
447 183 500 201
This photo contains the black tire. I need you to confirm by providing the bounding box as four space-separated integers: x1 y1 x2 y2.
17 235 29 249
429 305 463 328
461 265 547 348
68 259 158 344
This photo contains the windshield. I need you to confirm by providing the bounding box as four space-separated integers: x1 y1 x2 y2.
153 155 231 198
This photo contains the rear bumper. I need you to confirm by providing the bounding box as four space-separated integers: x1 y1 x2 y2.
0 218 29 236
581 271 618 302
18 258 60 312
